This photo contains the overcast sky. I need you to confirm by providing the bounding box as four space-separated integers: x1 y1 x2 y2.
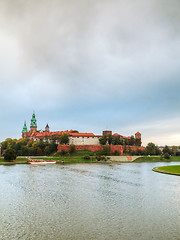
0 0 180 146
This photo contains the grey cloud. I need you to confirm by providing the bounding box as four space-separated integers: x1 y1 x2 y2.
0 0 180 144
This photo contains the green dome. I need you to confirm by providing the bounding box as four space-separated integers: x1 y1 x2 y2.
22 121 28 132
30 112 37 127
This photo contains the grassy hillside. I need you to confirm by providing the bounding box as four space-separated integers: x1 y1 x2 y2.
153 165 180 176
134 156 180 162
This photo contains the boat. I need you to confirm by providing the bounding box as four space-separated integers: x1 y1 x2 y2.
27 158 56 164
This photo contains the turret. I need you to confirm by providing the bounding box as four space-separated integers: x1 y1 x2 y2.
135 132 141 139
103 130 112 136
22 121 28 138
45 124 50 132
135 131 141 146
30 112 37 133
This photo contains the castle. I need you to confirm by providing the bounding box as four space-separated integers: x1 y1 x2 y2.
22 112 143 154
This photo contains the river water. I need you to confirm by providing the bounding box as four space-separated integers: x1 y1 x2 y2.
0 162 179 240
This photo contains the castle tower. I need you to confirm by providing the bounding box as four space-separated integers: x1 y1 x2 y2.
103 130 112 136
30 112 37 133
22 121 28 138
45 124 50 132
135 131 141 146
135 132 141 139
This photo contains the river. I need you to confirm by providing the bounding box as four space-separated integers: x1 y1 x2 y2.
0 162 179 240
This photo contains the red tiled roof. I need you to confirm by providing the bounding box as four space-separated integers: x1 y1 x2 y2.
29 130 69 138
27 129 134 140
123 136 131 140
28 130 96 138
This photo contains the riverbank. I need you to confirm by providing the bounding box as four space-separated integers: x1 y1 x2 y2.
0 155 180 165
134 156 180 162
0 156 98 165
152 165 180 176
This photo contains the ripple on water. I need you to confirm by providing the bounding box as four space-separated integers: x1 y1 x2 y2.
0 163 179 240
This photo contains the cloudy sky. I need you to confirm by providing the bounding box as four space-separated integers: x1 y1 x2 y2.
0 0 180 146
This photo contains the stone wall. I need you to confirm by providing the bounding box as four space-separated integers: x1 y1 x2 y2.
108 156 140 162
69 136 100 145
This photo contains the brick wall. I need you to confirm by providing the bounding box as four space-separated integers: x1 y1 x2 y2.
123 146 146 152
57 144 145 155
57 144 123 154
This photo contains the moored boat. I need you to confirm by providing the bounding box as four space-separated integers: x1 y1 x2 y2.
27 158 56 164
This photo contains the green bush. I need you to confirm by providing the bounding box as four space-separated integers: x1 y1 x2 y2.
101 146 111 155
160 155 163 160
96 155 107 161
4 148 16 161
164 153 170 159
60 149 67 156
69 145 76 155
84 154 90 160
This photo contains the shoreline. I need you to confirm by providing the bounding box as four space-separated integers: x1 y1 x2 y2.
152 165 180 176
0 155 180 165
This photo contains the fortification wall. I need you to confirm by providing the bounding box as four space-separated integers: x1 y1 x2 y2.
123 146 146 151
69 137 100 145
57 144 123 154
57 144 145 155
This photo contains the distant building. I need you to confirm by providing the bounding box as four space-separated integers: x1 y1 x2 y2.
22 112 141 146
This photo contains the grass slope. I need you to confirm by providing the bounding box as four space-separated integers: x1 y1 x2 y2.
153 165 180 176
134 156 180 162
0 156 97 164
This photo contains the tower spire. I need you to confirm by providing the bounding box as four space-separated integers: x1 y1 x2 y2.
22 120 28 138
30 112 37 133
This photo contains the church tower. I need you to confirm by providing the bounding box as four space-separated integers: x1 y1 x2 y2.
30 112 37 133
45 124 50 132
22 121 28 138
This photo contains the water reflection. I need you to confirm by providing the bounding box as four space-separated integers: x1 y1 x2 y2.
0 162 179 240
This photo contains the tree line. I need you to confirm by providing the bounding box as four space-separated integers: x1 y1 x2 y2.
1 138 58 156
134 142 180 157
99 135 141 146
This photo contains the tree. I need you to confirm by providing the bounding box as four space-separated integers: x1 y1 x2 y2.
164 152 170 159
60 149 67 156
112 136 121 145
4 148 16 161
44 146 51 156
146 142 156 155
172 146 177 156
69 145 76 155
135 138 141 146
99 136 107 145
163 145 172 155
125 139 130 145
21 146 29 156
102 146 111 155
146 142 161 155
37 147 43 156
107 134 112 145
129 136 135 146
71 130 79 133
60 133 69 145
